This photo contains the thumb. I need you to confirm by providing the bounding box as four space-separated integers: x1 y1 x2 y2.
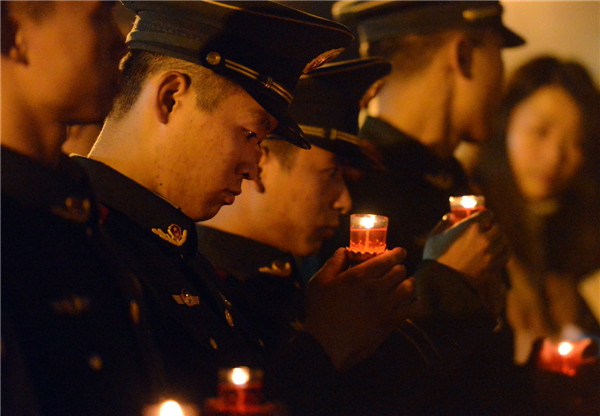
317 248 348 279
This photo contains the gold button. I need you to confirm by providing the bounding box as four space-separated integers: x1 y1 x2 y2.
206 51 221 66
129 300 140 325
88 354 103 371
209 338 218 350
224 309 234 327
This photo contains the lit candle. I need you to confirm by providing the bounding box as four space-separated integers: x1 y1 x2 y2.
204 367 268 415
349 214 388 255
143 399 199 416
537 338 598 377
448 195 485 223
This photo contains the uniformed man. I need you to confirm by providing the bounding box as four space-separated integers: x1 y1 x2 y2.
198 58 391 356
331 2 529 413
197 57 514 415
73 1 417 412
1 2 158 414
332 0 526 275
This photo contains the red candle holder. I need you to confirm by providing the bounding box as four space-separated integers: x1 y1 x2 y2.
203 367 285 415
448 195 485 224
348 214 388 259
537 338 599 377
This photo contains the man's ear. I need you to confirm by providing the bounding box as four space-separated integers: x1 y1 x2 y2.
253 146 270 193
155 71 191 124
5 16 29 64
451 34 475 80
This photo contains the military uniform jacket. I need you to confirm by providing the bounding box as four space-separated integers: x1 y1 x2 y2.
195 227 354 415
197 226 305 356
74 156 266 405
348 116 472 275
1 147 152 415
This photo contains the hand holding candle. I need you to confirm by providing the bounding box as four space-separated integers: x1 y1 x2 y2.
537 337 599 377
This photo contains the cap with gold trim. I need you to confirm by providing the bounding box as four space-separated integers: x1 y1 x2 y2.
120 1 355 149
332 1 525 48
270 58 391 170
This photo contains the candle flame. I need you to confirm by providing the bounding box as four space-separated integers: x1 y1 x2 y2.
159 400 184 416
231 367 250 386
359 215 376 229
558 341 574 356
460 196 478 209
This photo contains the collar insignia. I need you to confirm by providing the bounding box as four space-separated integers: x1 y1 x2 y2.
172 289 200 307
152 224 187 246
51 196 91 224
258 260 292 277
303 48 345 74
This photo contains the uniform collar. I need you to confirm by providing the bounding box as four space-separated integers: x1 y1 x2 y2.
197 225 299 283
359 116 469 192
1 146 97 224
73 156 197 257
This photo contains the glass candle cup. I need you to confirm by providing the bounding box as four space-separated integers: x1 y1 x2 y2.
349 214 388 255
449 195 485 223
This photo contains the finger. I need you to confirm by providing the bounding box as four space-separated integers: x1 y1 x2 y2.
388 277 418 319
316 248 348 281
351 247 407 280
375 264 407 292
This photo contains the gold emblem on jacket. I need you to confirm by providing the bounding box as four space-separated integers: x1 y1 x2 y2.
172 289 200 307
51 196 91 223
152 224 187 246
258 260 292 277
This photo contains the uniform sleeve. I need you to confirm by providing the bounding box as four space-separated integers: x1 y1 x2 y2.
412 259 499 368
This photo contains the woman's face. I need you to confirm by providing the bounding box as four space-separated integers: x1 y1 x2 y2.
506 86 584 203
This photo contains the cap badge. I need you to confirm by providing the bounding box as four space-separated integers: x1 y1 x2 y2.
206 51 222 66
152 224 187 246
172 289 200 307
258 260 292 277
51 196 91 224
463 5 501 22
303 48 345 74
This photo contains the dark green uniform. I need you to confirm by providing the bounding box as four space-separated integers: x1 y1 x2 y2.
1 147 153 415
74 156 268 404
197 226 305 356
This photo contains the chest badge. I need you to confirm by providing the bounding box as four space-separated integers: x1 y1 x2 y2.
258 260 292 277
172 289 200 307
51 196 91 224
152 224 187 246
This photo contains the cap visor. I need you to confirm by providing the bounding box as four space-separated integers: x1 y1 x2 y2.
499 25 525 48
